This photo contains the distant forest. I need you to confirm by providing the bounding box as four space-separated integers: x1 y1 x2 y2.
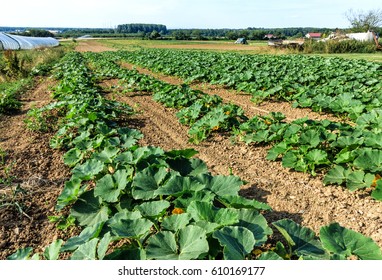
0 24 360 40
116 24 167 34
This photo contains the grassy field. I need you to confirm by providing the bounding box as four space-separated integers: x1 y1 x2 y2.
99 39 382 62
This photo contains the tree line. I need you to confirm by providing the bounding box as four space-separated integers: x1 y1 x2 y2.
116 24 167 34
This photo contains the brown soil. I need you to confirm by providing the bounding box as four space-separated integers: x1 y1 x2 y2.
75 40 116 53
0 78 75 259
1 40 381 260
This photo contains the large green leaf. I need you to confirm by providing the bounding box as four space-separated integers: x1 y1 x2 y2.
72 159 104 180
119 128 143 148
306 149 329 165
7 247 34 260
187 201 239 226
323 165 350 185
354 149 382 173
320 223 382 260
212 226 255 260
43 239 64 260
61 222 104 252
92 146 120 164
272 219 328 259
334 148 357 164
146 225 209 260
282 150 308 172
364 132 382 149
136 200 170 218
165 148 199 159
146 231 178 260
132 167 169 200
177 225 209 260
63 148 84 167
104 247 146 260
266 141 289 161
208 175 244 197
161 213 191 232
192 221 220 234
173 190 215 209
94 169 130 203
70 190 110 227
156 176 205 196
299 129 320 148
109 218 154 238
345 170 374 191
132 146 165 166
70 238 99 260
97 232 113 260
332 136 364 148
235 209 273 246
56 177 83 211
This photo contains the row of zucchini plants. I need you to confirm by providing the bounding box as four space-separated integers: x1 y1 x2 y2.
85 51 248 144
115 49 382 120
84 52 382 201
8 52 382 260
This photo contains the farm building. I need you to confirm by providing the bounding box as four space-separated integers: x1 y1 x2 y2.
305 32 322 40
346 30 374 42
234 38 248 44
264 34 276 39
0 32 59 50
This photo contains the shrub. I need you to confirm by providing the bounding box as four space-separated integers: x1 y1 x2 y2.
303 39 377 53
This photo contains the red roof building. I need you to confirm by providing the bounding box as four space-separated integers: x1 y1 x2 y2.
264 34 275 39
305 32 322 39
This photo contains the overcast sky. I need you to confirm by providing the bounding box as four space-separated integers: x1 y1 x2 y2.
1 0 380 29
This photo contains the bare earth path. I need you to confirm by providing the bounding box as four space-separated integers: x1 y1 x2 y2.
0 78 76 259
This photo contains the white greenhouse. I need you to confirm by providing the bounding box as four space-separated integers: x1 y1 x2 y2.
0 32 59 50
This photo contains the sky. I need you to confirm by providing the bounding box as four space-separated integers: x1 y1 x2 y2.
1 0 380 29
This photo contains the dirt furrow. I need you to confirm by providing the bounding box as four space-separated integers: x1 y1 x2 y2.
0 78 75 259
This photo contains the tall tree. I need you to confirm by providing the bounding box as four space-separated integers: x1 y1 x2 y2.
345 8 382 31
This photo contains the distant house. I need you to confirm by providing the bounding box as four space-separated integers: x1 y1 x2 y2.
305 32 322 40
234 38 248 44
264 34 275 39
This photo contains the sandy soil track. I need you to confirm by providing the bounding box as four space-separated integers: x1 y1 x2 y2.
0 78 77 259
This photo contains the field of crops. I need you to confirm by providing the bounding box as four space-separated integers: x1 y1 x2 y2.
1 40 382 260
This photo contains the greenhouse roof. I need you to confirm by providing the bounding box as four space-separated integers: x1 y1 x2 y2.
0 32 59 50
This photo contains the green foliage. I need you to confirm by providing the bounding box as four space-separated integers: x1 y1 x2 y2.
0 183 31 219
271 219 382 260
2 50 27 78
116 48 382 120
0 78 33 114
303 40 377 54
